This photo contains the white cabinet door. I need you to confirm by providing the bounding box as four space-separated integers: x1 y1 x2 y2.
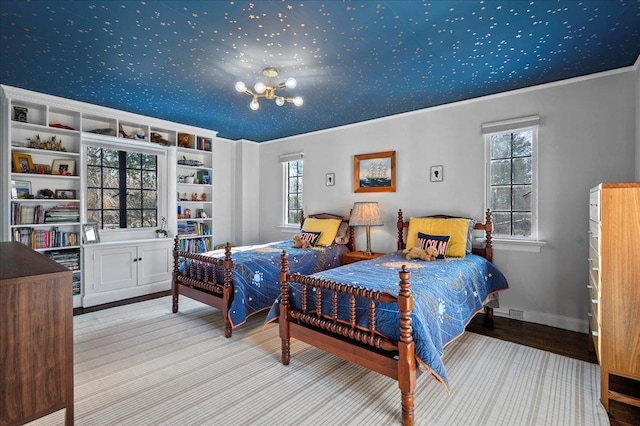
138 243 172 286
92 246 137 292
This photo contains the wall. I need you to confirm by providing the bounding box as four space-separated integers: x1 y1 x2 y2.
254 68 638 333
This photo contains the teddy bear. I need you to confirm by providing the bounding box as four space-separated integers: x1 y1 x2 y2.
405 246 439 261
291 234 311 248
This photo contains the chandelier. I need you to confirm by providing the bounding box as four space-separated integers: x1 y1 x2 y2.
235 67 303 110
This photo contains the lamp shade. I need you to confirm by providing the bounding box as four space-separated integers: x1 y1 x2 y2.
349 202 383 227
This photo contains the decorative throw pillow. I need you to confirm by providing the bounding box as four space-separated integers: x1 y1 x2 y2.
302 218 342 246
334 221 350 245
417 232 450 259
466 219 477 253
404 217 470 257
298 231 321 247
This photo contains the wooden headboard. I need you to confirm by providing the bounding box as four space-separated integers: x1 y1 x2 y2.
396 209 494 262
300 210 356 252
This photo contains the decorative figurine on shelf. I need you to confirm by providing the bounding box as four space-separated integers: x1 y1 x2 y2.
155 216 169 238
201 193 207 201
184 209 191 219
191 192 199 201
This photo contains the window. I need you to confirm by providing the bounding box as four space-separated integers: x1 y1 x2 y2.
86 146 158 229
280 152 303 225
483 116 539 239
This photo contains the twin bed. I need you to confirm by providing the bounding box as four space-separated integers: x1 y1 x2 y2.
172 212 354 337
172 209 508 425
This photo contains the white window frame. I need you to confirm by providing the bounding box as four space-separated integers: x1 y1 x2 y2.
483 115 545 252
279 152 303 229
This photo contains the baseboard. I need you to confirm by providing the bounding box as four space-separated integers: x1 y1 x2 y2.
493 308 588 334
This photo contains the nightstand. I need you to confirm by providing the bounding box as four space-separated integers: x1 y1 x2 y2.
342 251 386 265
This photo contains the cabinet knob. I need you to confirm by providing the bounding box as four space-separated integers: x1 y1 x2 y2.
138 257 142 261
133 258 137 262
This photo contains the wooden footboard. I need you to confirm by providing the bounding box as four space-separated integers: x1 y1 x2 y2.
278 251 418 426
172 238 234 337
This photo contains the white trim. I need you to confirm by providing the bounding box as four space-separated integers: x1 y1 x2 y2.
277 224 300 234
481 115 540 135
492 238 547 253
279 152 303 163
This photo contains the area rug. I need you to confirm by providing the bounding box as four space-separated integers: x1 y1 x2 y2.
29 296 609 425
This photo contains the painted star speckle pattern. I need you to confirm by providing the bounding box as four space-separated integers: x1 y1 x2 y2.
1 1 638 142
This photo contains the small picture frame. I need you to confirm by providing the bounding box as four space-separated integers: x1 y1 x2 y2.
326 173 335 186
34 163 51 174
82 223 101 244
11 180 31 199
51 159 75 176
55 189 77 199
430 165 444 182
13 106 28 122
12 152 34 173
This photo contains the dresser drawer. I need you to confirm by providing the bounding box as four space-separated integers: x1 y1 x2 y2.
589 189 600 221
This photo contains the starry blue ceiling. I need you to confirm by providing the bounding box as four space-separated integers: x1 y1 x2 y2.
1 1 639 142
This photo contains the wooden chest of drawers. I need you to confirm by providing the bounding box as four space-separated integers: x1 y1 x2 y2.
588 183 640 412
0 242 74 425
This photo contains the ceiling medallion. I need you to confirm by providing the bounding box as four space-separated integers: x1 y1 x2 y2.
235 67 303 111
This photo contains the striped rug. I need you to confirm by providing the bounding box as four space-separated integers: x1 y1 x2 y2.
29 296 609 426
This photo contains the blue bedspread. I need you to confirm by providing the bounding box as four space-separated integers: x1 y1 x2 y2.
195 241 349 327
266 251 508 391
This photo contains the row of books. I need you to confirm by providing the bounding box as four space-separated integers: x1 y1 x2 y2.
177 221 211 236
12 227 79 249
12 203 79 225
179 237 212 253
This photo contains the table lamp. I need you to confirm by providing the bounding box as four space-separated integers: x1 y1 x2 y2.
349 202 384 256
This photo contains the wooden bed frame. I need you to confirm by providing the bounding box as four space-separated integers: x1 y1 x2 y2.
172 211 355 338
278 210 494 426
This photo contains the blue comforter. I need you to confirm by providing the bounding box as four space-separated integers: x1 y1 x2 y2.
266 251 508 391
195 241 349 327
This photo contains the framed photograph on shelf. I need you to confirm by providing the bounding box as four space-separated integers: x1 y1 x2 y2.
12 152 34 173
55 189 77 199
11 180 31 199
353 150 396 193
82 224 101 244
13 106 28 122
51 159 75 176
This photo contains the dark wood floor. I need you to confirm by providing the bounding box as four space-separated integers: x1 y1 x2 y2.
75 292 638 426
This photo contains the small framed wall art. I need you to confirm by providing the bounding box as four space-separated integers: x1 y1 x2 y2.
353 151 396 193
430 165 444 182
326 173 335 186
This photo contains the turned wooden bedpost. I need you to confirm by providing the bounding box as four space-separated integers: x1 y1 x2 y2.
397 209 405 251
172 236 180 313
484 209 493 263
222 242 233 338
279 250 291 365
397 265 416 426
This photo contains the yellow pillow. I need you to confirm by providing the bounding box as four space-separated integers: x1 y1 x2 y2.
404 217 470 257
302 218 343 247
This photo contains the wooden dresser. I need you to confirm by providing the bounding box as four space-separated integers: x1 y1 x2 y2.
0 242 74 425
588 183 640 412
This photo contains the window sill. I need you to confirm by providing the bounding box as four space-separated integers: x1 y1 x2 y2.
491 238 547 253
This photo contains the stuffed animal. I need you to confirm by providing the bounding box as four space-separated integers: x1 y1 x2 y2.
291 234 311 248
405 246 439 261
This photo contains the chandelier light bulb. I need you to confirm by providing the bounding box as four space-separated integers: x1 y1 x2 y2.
285 77 297 89
235 81 246 92
254 81 266 94
293 96 303 106
275 97 285 106
250 98 260 110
